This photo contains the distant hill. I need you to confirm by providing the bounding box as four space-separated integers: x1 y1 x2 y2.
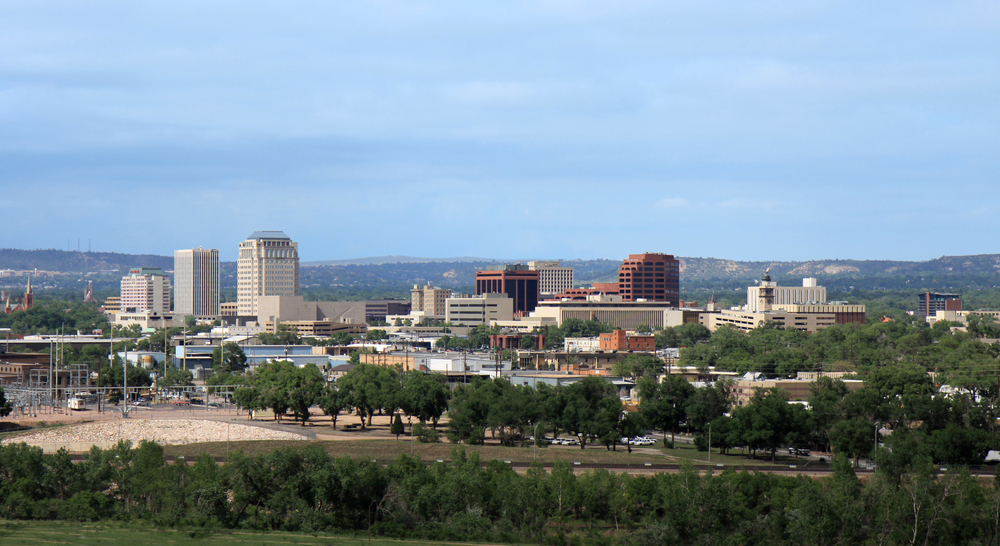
303 256 496 266
0 249 174 272
3 248 999 296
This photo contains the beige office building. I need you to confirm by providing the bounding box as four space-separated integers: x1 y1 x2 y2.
237 231 299 317
120 268 171 314
527 261 575 295
446 293 514 326
174 247 220 318
746 277 827 312
410 283 452 316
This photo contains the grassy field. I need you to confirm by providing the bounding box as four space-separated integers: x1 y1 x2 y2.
160 437 813 469
0 521 475 546
661 441 825 469
163 438 676 465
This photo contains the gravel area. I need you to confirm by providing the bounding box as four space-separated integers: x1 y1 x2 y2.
2 419 309 447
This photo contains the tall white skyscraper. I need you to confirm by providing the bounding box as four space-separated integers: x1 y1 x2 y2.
174 247 220 317
237 231 299 317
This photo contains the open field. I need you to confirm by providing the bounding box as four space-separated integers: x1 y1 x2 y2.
0 521 476 546
160 437 798 469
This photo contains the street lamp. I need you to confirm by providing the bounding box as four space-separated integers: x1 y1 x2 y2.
873 422 879 470
534 422 541 462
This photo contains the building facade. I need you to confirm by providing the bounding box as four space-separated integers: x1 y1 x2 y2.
446 293 514 326
120 268 171 314
527 261 575 295
475 264 540 315
598 329 656 352
617 253 680 305
174 247 220 318
918 292 962 317
237 231 299 317
410 284 452 316
746 277 827 312
365 298 411 323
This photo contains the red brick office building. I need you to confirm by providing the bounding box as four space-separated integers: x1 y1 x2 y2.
475 265 540 316
617 253 680 306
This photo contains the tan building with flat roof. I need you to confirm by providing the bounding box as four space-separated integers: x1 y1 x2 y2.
528 261 575 295
410 284 452 316
446 293 514 326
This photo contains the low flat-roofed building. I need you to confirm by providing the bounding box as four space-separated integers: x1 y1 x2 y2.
114 311 185 329
257 295 366 328
599 330 656 352
531 296 676 329
564 337 600 352
446 293 514 326
276 320 366 337
733 376 864 406
705 303 865 334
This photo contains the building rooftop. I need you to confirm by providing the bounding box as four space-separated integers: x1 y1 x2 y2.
246 231 291 240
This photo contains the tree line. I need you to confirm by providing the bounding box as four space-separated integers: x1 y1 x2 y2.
1 440 999 545
230 361 451 430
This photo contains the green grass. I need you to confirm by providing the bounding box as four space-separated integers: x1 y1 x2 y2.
657 441 830 469
0 520 475 546
161 438 675 466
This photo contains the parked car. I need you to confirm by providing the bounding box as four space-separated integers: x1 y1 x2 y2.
172 399 190 406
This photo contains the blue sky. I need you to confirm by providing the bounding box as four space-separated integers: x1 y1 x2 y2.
1 1 997 262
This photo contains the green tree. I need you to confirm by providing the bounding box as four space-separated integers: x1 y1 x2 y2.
809 377 850 452
212 342 248 374
286 364 325 424
638 374 695 445
336 363 400 428
391 413 405 439
613 354 663 381
686 379 732 432
0 386 11 418
399 370 451 427
158 367 194 388
560 376 621 450
366 329 388 341
730 387 809 461
257 324 301 345
318 383 350 429
829 418 875 466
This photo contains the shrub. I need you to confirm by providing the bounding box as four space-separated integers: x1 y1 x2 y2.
413 422 441 443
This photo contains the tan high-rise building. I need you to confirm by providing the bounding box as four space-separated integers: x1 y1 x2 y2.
174 247 220 318
237 231 299 317
527 261 575 295
410 283 451 316
120 268 171 314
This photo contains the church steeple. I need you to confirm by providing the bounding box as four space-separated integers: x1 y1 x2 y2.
22 274 33 310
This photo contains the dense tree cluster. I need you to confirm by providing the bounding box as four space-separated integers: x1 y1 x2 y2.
0 301 108 335
680 318 1000 383
231 362 451 430
448 376 642 452
1 440 999 545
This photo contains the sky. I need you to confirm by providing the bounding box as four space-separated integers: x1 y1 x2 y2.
1 1 997 263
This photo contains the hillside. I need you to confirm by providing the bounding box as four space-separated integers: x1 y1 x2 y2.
0 249 173 272
3 249 999 300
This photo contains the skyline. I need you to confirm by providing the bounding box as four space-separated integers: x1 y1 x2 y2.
1 2 997 263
